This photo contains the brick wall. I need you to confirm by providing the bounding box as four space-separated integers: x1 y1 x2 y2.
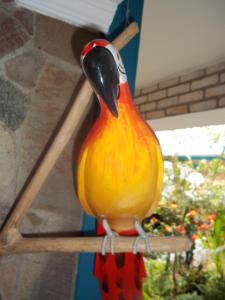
135 62 225 120
0 1 97 299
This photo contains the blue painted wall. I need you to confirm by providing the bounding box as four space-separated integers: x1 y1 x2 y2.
74 1 144 299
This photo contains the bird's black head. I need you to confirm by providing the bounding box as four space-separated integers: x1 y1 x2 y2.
81 39 127 117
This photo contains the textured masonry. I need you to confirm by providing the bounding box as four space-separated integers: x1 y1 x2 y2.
135 62 225 119
0 1 97 300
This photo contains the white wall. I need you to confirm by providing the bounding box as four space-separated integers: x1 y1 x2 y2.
136 0 225 88
149 108 225 131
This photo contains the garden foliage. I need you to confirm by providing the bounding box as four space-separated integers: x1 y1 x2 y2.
143 155 225 300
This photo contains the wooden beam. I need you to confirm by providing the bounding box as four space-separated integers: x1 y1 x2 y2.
0 236 192 256
0 22 139 241
112 22 139 50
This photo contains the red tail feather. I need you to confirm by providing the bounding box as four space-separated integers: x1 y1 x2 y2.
94 223 147 300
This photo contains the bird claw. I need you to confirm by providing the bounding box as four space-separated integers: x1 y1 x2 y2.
101 218 118 255
133 219 151 255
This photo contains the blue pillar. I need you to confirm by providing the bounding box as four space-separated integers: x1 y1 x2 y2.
74 1 144 299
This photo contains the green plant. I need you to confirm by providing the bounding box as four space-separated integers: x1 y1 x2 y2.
201 212 225 279
143 259 174 300
176 292 203 300
143 155 225 300
197 276 225 300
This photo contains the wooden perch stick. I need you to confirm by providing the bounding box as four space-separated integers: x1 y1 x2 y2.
0 236 192 256
0 23 139 240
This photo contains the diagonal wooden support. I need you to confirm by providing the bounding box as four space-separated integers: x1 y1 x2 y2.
0 22 192 256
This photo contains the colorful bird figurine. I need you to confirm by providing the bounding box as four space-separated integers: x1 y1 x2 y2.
77 39 164 300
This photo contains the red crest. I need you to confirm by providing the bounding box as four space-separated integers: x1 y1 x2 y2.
81 39 109 60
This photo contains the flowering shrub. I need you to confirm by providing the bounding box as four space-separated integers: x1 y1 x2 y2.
143 156 225 300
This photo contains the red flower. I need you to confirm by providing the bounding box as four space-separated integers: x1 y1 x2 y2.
151 217 158 223
187 209 199 218
207 214 216 222
197 224 211 231
191 234 197 241
176 225 186 235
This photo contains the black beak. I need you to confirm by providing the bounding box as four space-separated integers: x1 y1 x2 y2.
82 46 120 117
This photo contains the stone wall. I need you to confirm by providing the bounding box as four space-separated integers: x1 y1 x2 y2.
135 61 225 120
0 1 96 299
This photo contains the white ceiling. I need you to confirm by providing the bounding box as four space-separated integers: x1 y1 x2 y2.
136 0 225 89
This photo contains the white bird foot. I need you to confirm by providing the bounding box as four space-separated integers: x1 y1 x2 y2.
133 219 151 255
101 218 118 256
